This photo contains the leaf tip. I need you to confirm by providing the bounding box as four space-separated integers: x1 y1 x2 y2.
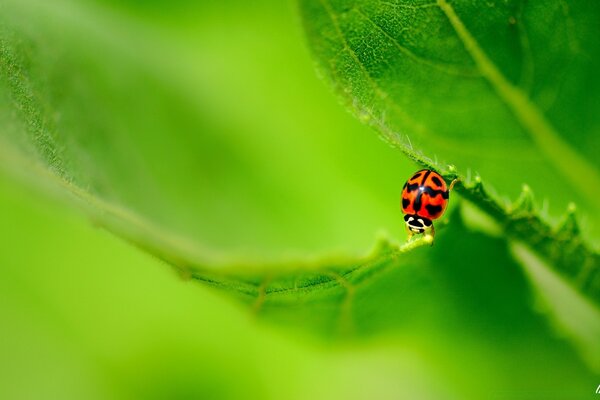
470 174 485 195
443 164 460 182
512 184 535 214
556 202 580 237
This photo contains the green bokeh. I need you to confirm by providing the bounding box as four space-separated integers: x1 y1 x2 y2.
0 0 415 261
0 173 450 399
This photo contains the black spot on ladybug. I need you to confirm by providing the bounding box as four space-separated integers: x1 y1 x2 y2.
421 170 433 184
431 176 443 187
402 198 410 209
424 186 450 199
411 172 423 180
406 183 419 192
425 204 443 216
414 192 423 211
421 218 432 227
404 214 411 222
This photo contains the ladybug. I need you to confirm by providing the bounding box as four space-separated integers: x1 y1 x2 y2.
401 169 456 240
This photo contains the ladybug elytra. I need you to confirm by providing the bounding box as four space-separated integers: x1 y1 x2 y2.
401 169 456 240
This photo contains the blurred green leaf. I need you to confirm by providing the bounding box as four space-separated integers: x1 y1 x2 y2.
1 167 597 399
0 170 449 400
253 207 599 395
0 0 414 262
297 0 600 338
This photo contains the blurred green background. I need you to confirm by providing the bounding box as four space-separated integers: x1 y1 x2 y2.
0 0 414 261
1 0 598 398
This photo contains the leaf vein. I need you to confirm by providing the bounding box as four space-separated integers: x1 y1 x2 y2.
353 6 480 77
436 0 600 211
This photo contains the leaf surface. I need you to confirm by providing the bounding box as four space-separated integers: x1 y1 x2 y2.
298 0 600 327
299 0 600 241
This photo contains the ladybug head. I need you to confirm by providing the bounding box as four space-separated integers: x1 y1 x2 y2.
404 214 433 234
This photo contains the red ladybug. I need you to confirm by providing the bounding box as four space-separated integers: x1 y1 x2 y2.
401 169 456 239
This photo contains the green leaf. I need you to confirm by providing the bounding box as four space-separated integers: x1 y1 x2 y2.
297 0 600 320
1 169 598 397
1 0 600 397
298 0 600 241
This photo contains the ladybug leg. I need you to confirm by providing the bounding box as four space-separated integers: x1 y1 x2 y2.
404 224 414 241
449 178 459 191
425 224 435 246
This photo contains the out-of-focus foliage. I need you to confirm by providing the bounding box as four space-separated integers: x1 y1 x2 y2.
1 0 599 398
2 172 446 400
0 0 411 261
1 172 597 399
